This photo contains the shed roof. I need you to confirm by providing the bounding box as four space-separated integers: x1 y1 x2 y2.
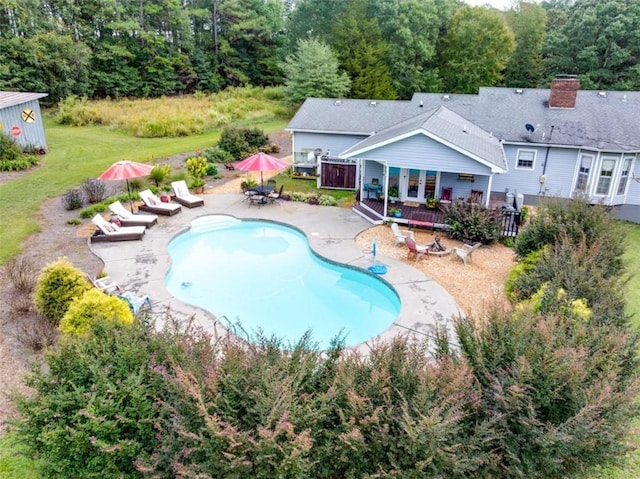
0 91 48 110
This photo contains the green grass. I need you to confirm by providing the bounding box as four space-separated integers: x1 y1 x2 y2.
270 172 356 206
0 433 38 479
622 221 640 323
0 116 287 263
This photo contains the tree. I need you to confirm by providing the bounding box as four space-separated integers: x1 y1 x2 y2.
371 0 442 98
330 0 395 99
503 1 547 88
280 38 350 103
440 6 516 93
542 0 640 90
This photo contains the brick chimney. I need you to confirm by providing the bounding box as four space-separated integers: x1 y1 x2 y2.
549 75 580 108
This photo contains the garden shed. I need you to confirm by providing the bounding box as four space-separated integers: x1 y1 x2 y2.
0 91 48 153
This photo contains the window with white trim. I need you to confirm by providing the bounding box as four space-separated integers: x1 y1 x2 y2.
515 149 536 170
595 157 617 195
617 157 633 195
575 153 594 193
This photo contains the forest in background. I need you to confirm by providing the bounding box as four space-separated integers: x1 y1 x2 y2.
0 0 639 104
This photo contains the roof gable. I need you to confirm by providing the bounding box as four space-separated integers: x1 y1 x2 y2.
0 91 48 110
342 106 507 173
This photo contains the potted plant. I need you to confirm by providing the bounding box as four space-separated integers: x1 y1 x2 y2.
388 184 399 203
389 207 402 218
159 185 172 203
426 196 438 209
186 156 207 193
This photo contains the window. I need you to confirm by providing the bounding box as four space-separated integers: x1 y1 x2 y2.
515 149 536 170
617 157 633 195
595 157 617 195
575 153 594 192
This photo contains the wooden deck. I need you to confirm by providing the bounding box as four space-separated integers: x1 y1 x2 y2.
359 199 446 227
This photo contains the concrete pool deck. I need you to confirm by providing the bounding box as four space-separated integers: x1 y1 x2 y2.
90 192 462 354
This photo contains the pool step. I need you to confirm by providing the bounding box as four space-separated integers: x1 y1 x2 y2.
191 215 241 233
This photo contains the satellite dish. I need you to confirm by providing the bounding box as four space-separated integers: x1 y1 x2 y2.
525 123 535 133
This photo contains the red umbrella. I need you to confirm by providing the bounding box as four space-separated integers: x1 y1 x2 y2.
99 160 154 212
234 152 289 189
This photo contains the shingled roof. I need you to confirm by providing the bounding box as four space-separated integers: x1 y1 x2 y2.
342 105 506 173
287 87 640 153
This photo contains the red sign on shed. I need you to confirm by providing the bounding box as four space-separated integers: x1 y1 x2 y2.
11 126 21 137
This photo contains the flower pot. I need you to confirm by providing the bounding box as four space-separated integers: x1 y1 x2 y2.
393 211 402 218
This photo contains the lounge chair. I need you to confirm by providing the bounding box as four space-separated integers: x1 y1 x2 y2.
117 291 152 314
138 189 182 216
405 237 429 262
89 275 151 314
90 214 146 243
171 180 204 208
453 242 482 265
391 222 414 246
108 201 158 228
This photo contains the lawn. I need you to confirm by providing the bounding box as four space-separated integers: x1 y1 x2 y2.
0 116 287 263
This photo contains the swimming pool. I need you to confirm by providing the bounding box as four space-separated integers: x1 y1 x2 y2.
165 215 400 348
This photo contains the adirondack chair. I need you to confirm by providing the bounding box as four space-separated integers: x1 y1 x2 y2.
391 222 414 246
405 237 429 262
453 242 482 265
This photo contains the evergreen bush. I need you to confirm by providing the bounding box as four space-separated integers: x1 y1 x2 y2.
442 201 502 244
34 257 90 325
0 133 39 171
203 145 234 163
217 126 269 160
60 289 135 335
149 164 172 186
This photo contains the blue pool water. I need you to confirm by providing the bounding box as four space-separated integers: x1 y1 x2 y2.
165 216 400 348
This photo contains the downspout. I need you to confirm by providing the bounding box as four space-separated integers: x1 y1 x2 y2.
538 125 554 195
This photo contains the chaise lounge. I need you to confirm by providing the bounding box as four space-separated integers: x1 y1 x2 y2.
138 189 182 216
90 214 146 242
170 180 205 208
108 201 158 228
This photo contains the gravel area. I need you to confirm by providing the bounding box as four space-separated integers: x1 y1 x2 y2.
0 130 516 431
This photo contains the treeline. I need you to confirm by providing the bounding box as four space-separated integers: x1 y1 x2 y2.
1 0 640 104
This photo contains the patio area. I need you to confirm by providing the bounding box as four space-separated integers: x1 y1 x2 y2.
89 191 464 355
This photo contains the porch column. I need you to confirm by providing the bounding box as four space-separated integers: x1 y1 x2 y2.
383 164 389 217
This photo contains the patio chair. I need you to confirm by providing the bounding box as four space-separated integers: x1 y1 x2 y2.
391 222 414 246
453 242 482 265
90 214 146 242
405 237 429 262
108 201 158 228
88 275 151 314
138 189 182 216
268 185 284 204
171 180 204 208
440 187 453 206
469 190 483 205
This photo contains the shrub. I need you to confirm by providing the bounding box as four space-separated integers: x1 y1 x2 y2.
54 95 102 126
34 257 90 325
15 313 59 351
6 255 38 294
240 176 258 191
82 178 107 204
62 188 84 210
217 126 269 160
60 289 134 335
79 202 108 218
504 248 544 302
16 319 181 478
149 164 172 186
185 156 207 185
442 202 502 244
0 133 39 170
206 163 218 177
67 218 82 225
318 194 337 206
261 142 280 154
203 145 234 163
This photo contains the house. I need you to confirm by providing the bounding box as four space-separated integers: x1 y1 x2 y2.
286 77 640 224
0 91 49 153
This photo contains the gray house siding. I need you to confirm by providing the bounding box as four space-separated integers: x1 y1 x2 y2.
623 160 640 205
0 99 48 152
354 134 493 176
440 171 490 200
293 132 366 163
364 161 386 187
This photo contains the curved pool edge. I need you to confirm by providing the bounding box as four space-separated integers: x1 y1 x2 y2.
89 195 463 353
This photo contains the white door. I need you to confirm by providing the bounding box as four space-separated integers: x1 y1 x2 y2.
399 168 427 201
